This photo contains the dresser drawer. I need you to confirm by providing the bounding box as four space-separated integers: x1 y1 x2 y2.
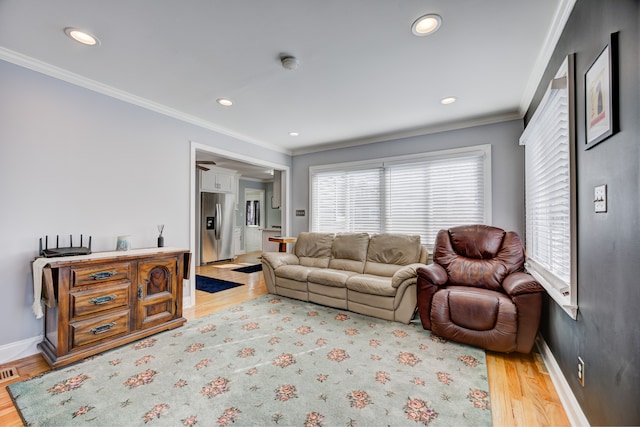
71 263 131 287
71 310 130 348
71 283 130 318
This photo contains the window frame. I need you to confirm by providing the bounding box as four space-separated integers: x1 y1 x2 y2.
520 55 578 319
308 144 492 250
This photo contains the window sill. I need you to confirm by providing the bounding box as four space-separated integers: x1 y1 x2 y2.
527 268 578 320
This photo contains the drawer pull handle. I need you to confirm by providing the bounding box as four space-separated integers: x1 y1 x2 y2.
89 322 116 335
89 295 117 305
89 271 117 280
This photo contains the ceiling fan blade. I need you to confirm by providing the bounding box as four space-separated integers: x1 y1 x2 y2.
196 160 216 165
196 165 210 171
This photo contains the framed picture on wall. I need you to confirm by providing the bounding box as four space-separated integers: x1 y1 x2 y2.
584 32 618 150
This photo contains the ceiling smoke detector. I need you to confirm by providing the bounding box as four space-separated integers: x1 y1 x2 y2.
281 55 299 71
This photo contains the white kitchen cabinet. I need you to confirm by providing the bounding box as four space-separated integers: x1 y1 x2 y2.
200 169 236 193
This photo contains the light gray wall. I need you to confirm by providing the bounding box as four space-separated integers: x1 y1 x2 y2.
291 120 526 238
0 60 290 360
264 182 282 228
525 0 640 424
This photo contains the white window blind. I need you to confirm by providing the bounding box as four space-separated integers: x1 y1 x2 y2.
385 154 486 244
311 167 383 234
310 145 490 248
520 55 577 319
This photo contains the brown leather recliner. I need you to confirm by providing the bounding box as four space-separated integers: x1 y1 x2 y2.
416 225 545 353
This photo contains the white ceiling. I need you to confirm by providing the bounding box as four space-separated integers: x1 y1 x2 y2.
0 1 572 179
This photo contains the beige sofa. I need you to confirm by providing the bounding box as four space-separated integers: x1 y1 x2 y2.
261 232 428 323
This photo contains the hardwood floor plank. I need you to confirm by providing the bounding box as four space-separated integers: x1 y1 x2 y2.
1 251 570 426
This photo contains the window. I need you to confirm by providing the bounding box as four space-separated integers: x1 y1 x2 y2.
310 145 491 249
520 55 577 319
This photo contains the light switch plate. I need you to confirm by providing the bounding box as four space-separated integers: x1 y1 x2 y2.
594 184 607 213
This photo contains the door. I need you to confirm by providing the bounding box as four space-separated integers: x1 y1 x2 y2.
201 192 218 263
217 193 235 260
200 192 235 265
136 257 177 329
244 189 264 252
201 192 235 263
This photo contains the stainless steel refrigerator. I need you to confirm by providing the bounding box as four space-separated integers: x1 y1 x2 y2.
200 192 235 263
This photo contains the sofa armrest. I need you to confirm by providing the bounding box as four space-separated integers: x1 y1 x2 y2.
502 271 545 297
261 252 300 270
416 264 448 287
391 263 424 288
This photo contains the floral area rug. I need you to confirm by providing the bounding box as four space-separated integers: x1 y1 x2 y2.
8 295 491 426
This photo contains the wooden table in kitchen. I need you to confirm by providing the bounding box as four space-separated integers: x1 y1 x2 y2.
268 236 297 252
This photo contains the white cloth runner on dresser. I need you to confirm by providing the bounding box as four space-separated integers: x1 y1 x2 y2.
31 247 185 319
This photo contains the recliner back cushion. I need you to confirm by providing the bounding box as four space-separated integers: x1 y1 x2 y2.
295 232 335 268
448 225 505 258
328 233 369 273
364 233 421 276
434 225 525 292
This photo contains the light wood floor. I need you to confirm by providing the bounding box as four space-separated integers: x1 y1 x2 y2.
0 252 570 427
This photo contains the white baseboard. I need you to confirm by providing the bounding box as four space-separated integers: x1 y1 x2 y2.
0 335 41 365
183 294 194 308
535 335 590 427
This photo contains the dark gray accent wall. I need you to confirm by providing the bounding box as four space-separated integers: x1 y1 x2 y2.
524 0 639 424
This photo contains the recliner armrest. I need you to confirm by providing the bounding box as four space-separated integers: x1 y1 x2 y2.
502 271 544 296
416 263 448 286
416 263 448 331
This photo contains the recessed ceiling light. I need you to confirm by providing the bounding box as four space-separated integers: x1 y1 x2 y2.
64 27 99 45
216 98 233 107
440 96 457 105
411 14 442 36
288 132 299 137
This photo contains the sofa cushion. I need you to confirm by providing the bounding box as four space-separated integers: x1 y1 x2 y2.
275 265 323 282
294 232 335 268
328 233 370 273
308 268 359 287
346 274 396 297
364 234 421 276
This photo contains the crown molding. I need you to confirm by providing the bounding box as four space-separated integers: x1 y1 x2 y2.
0 47 291 156
518 0 577 116
291 111 522 156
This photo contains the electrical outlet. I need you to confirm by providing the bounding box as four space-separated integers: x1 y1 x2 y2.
577 356 585 387
594 184 607 213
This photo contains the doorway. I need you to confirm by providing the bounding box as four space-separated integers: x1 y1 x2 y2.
188 141 290 309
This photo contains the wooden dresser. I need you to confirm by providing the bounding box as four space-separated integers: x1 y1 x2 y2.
36 248 191 368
